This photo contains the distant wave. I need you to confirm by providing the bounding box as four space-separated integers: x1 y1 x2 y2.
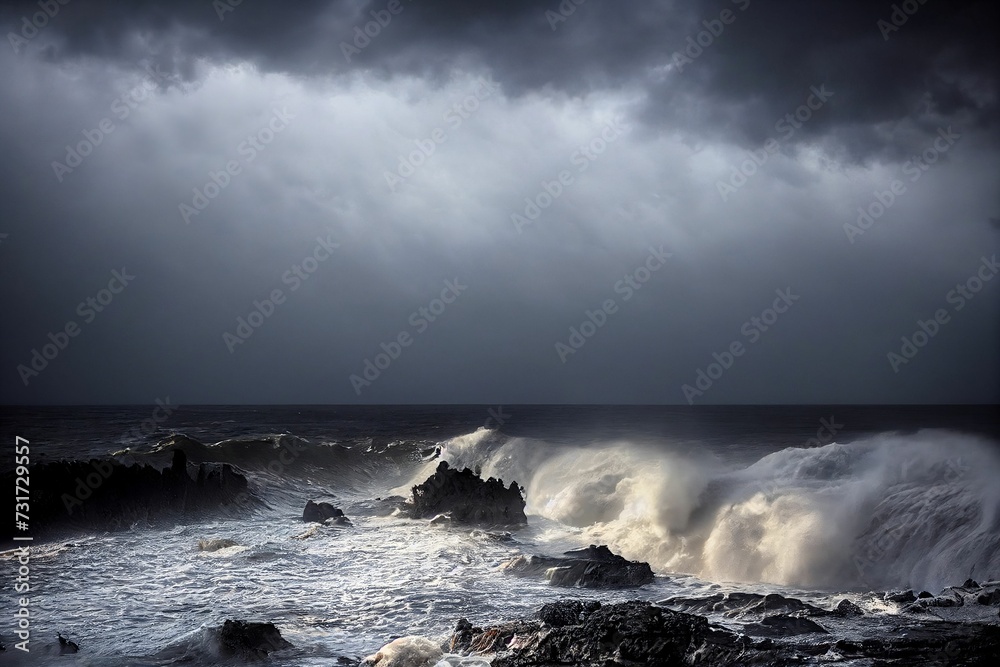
415 427 1000 592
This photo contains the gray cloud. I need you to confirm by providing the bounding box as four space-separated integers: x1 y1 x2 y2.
0 0 997 404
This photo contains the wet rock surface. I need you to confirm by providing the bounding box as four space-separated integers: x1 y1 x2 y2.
660 591 828 618
213 620 292 659
501 544 654 588
446 598 1000 666
408 461 526 526
303 500 351 525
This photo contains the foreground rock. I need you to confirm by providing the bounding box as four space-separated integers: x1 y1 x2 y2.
303 500 351 525
1 450 253 544
447 599 1000 666
408 461 526 526
501 544 654 588
212 620 292 659
450 600 756 665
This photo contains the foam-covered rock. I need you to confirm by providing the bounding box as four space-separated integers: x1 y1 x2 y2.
364 636 443 667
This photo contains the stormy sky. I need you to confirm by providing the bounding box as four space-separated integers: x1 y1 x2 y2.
1 0 997 405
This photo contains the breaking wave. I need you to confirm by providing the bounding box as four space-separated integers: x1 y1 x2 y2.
427 428 1000 592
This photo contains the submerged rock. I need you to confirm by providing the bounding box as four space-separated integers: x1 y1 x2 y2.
501 544 654 588
408 461 526 526
214 620 292 659
198 538 240 552
57 634 79 654
1 450 254 544
303 500 351 525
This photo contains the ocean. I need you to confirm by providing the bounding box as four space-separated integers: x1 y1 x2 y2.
2 404 999 664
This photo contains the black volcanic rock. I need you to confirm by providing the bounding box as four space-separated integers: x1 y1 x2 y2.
1 452 254 544
661 591 827 618
501 544 654 588
215 620 292 659
834 599 864 617
57 634 79 654
408 461 526 525
744 615 828 637
448 600 757 666
303 500 349 524
446 598 1000 666
887 590 917 603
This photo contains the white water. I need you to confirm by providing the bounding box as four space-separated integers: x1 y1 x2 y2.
432 428 1000 592
4 427 998 665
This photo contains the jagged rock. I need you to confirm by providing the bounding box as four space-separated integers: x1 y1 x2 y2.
303 500 350 525
537 600 601 627
501 545 654 588
446 598 1000 666
887 590 917 604
408 461 526 526
58 634 79 654
1 451 253 545
214 620 292 659
743 615 828 637
661 591 827 618
918 590 934 599
978 590 1000 605
449 600 755 665
833 599 864 617
363 636 443 667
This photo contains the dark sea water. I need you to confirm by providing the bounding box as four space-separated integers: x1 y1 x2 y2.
1 404 999 665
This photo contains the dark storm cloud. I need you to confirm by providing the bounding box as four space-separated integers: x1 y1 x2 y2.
3 0 997 159
0 1 997 406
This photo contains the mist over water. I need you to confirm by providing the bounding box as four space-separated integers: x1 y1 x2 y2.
431 426 1000 592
